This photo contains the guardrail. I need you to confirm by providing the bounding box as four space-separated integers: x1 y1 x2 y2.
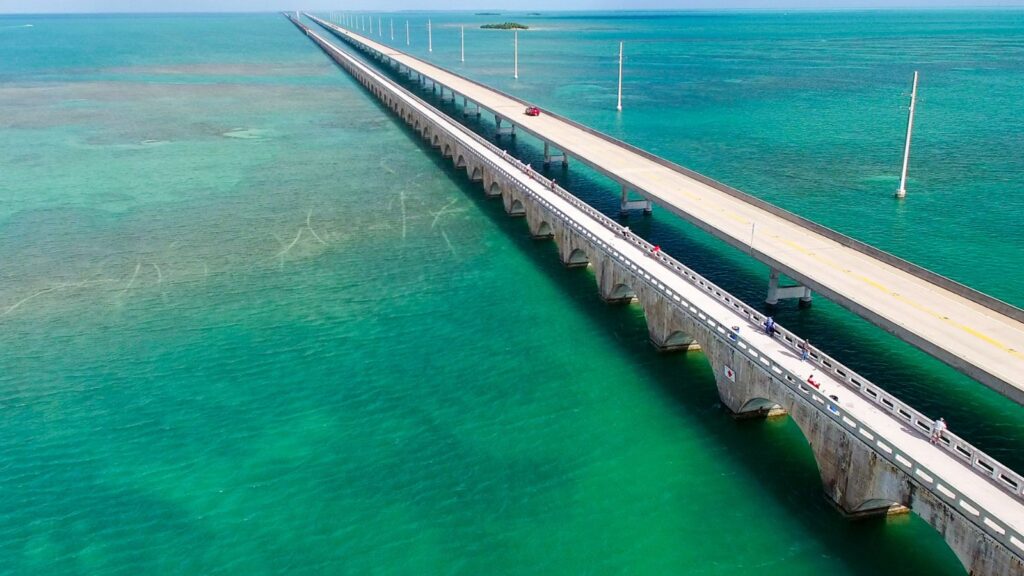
289 14 1024 557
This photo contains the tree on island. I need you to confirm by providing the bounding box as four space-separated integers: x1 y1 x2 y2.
480 22 529 30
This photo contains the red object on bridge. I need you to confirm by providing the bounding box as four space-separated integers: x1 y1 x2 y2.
524 106 541 116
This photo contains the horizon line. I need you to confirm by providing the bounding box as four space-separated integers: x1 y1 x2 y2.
4 6 1024 14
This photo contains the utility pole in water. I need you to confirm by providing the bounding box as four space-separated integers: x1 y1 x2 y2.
406 20 410 46
896 71 919 199
428 19 433 52
461 26 465 62
514 30 519 79
616 41 624 111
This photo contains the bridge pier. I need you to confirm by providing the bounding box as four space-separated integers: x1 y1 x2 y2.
494 115 516 138
525 203 554 239
502 187 526 217
593 255 638 304
552 225 592 269
620 184 652 215
639 294 702 353
766 268 812 308
543 142 568 168
462 97 481 118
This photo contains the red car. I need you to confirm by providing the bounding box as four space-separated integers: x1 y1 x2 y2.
524 106 541 117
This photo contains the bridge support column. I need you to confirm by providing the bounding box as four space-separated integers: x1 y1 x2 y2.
462 97 481 118
495 115 516 138
543 142 568 168
620 184 652 215
766 269 812 308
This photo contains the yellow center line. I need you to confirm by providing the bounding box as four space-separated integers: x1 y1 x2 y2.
775 237 1018 356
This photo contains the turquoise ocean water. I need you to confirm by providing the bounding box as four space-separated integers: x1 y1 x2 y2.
0 10 1021 575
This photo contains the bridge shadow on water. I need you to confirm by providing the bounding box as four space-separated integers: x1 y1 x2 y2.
374 98 967 574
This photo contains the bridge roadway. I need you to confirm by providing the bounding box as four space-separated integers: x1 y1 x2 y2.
308 15 1024 407
288 14 1024 573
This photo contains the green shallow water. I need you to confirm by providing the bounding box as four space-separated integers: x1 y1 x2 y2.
0 11 1020 575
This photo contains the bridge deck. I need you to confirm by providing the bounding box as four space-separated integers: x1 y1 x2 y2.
312 16 1024 406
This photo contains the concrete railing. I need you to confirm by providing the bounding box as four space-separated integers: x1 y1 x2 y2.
289 14 1024 557
309 14 1024 325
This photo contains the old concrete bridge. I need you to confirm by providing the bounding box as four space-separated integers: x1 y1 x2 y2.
288 14 1024 575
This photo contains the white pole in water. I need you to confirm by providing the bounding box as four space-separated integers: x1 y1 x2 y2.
391 19 394 40
406 21 410 46
896 70 919 199
461 25 465 62
616 41 624 111
514 30 519 79
428 19 433 52
378 16 382 36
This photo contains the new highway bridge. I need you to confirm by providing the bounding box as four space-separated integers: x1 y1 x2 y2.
308 14 1024 409
289 14 1024 574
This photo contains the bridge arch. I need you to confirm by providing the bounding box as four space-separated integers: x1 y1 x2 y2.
431 133 440 148
736 397 786 417
486 181 502 198
532 220 553 239
660 329 702 352
604 283 636 303
507 198 525 217
565 248 589 267
469 165 483 182
443 144 452 158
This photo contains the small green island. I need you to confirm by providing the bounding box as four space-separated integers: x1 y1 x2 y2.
480 22 529 30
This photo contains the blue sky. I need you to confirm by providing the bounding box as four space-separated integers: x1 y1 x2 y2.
3 0 1023 12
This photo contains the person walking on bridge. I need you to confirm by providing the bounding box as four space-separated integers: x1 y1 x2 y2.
930 417 948 444
799 339 810 361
